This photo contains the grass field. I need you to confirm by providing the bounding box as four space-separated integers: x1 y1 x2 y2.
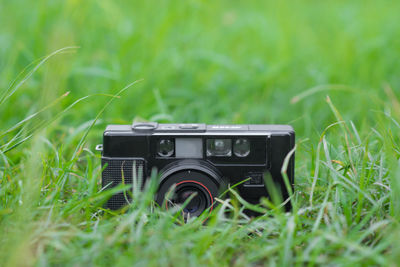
1 0 400 266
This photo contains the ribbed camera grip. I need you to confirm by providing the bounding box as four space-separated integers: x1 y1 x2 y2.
101 158 145 210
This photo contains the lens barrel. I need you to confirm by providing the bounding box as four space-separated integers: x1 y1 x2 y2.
156 160 222 218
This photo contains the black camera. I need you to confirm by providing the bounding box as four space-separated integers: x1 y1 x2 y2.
99 122 295 217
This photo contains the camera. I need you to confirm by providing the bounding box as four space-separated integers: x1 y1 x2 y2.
99 122 295 217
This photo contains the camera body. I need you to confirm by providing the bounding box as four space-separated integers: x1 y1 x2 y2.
100 122 295 216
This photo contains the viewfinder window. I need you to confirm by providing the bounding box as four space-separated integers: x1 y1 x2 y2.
206 139 232 157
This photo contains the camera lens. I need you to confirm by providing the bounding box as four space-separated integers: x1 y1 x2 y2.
157 139 175 157
233 138 250 157
156 163 222 219
174 187 207 214
206 139 232 157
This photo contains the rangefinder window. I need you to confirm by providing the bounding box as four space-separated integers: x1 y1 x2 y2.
206 139 232 157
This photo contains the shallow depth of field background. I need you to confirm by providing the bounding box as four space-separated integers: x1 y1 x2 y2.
1 0 400 266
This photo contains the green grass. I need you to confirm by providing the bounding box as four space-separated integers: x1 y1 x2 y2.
1 0 400 265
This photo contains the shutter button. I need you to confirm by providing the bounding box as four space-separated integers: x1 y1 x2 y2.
179 124 199 129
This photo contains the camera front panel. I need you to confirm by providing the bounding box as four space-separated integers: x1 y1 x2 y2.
101 123 294 215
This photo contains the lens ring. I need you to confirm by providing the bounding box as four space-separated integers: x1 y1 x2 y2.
157 139 174 157
233 138 250 157
156 162 222 220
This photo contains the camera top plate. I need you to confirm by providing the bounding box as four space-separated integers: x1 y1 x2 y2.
157 123 206 133
132 122 207 133
106 123 294 137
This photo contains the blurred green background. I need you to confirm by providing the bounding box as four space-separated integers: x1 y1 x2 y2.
1 0 399 138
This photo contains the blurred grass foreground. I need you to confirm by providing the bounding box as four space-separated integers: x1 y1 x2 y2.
1 0 400 266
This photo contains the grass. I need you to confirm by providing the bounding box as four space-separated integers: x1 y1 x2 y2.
1 0 400 265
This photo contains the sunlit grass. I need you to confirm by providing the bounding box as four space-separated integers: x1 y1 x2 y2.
1 0 400 265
